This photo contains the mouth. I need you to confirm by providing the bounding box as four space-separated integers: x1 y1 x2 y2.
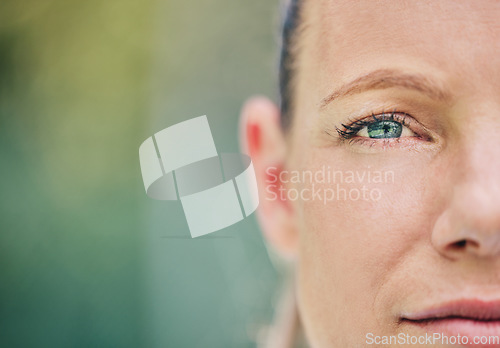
401 300 500 346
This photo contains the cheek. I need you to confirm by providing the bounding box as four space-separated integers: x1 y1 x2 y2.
295 148 443 343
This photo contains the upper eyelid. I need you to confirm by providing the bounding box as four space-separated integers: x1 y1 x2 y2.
356 111 410 124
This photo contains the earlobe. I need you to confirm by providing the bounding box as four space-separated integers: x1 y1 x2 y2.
239 96 299 259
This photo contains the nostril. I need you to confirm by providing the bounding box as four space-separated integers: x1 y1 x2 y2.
452 239 467 249
451 239 467 249
449 239 481 252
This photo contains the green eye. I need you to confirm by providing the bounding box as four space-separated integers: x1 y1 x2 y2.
367 120 403 139
336 112 417 141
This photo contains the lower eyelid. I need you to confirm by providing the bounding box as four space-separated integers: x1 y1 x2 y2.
346 136 424 150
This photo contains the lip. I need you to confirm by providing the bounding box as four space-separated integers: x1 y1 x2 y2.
402 300 500 321
401 300 500 346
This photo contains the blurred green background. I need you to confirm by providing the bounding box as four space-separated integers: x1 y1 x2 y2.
0 0 281 346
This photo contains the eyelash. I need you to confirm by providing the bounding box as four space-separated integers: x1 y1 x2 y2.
335 111 411 140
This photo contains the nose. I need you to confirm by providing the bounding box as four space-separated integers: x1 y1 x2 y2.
432 195 500 259
431 131 500 260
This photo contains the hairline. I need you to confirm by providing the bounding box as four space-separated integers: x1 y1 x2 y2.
279 0 302 130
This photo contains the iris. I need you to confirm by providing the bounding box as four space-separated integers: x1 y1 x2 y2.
367 120 402 139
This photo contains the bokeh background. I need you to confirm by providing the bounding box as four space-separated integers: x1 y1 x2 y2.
0 1 282 346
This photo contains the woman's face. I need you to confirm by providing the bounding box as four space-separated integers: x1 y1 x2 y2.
244 0 500 347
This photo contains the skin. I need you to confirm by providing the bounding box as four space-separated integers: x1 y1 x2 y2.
241 1 500 347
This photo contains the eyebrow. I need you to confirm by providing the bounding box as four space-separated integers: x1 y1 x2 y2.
320 69 451 109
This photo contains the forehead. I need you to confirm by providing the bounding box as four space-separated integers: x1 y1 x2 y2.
297 0 500 103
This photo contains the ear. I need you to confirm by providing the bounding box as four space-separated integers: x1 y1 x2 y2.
239 96 298 259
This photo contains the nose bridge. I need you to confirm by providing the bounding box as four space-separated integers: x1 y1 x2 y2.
450 116 500 237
